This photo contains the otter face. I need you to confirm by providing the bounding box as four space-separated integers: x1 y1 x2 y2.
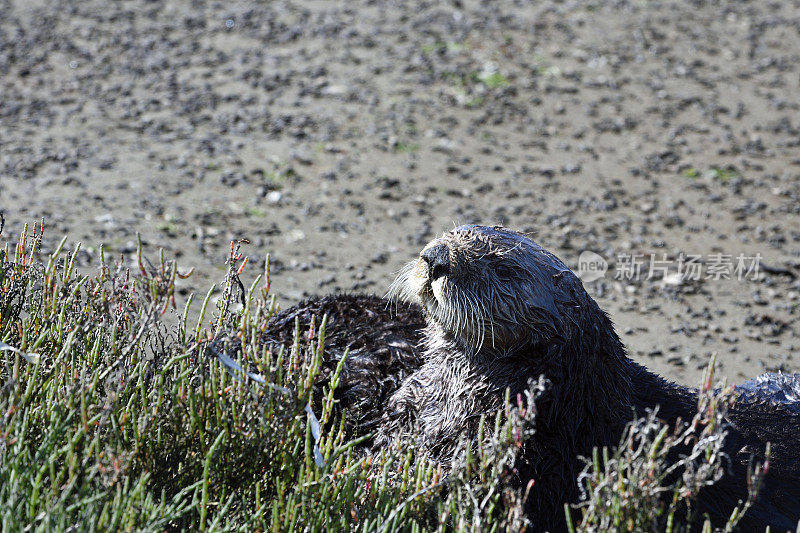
388 225 581 354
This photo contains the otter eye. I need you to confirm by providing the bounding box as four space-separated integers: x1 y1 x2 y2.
495 265 515 279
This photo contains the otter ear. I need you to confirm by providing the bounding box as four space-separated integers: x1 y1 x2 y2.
551 270 570 286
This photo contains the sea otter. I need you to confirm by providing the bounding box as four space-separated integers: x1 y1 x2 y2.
260 225 800 531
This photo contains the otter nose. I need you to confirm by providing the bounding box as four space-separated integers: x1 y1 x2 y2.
420 244 449 280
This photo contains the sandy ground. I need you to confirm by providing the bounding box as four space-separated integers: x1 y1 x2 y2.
2 0 799 386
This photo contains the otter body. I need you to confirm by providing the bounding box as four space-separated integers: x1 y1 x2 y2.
261 293 425 433
270 226 800 531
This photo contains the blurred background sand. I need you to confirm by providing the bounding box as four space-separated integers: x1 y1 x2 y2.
2 0 799 385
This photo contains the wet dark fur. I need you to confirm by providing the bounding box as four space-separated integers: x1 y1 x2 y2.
264 227 800 532
262 293 425 432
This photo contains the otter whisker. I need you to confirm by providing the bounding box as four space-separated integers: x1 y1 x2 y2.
477 298 496 349
438 283 450 320
450 289 460 334
465 293 480 347
465 298 474 341
454 289 466 338
471 296 486 354
387 260 419 305
462 290 475 338
459 291 470 335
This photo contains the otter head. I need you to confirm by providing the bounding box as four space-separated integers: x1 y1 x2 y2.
389 225 596 356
